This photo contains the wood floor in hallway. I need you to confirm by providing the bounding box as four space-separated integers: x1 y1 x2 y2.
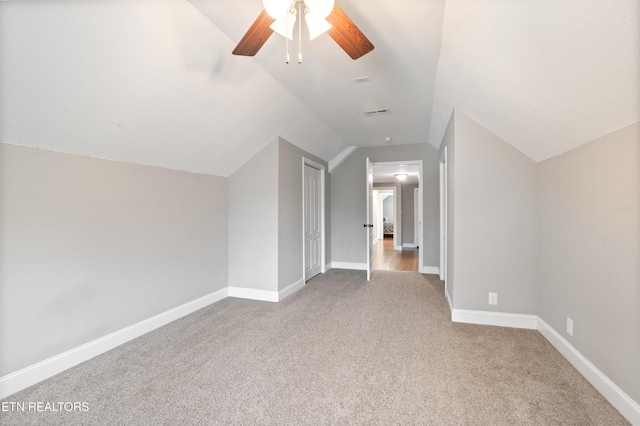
373 237 418 272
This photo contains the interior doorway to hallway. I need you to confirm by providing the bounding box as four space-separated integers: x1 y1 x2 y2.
368 161 422 274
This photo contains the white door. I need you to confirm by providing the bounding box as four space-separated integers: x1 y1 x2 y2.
414 188 420 248
304 164 322 281
439 147 448 290
366 158 374 281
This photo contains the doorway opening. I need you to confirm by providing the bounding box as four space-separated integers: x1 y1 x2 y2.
373 187 397 247
367 160 423 274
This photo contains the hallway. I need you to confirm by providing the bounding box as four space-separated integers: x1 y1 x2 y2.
373 237 418 272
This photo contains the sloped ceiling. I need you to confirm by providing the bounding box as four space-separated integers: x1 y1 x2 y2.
188 0 445 149
1 0 638 176
0 0 345 176
430 0 640 162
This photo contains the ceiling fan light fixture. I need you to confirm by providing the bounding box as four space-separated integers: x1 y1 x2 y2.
305 14 332 40
263 0 292 19
270 13 297 40
233 2 374 60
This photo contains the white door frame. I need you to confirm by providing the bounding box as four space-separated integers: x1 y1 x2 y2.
366 158 374 281
369 160 424 272
439 147 448 294
302 158 326 281
414 187 420 248
373 190 383 242
373 186 397 249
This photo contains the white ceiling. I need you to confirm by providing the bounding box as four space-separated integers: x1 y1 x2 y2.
430 0 640 162
0 0 345 176
1 0 638 176
187 0 445 148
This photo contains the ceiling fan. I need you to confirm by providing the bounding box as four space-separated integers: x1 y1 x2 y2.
232 0 374 60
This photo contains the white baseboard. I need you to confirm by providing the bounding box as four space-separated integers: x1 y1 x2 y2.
451 309 538 330
537 318 640 425
228 286 278 302
449 310 639 424
278 278 305 301
394 245 403 251
0 288 228 400
420 266 440 275
229 278 306 303
4 291 638 425
323 263 332 272
445 291 453 314
403 243 417 248
330 262 367 271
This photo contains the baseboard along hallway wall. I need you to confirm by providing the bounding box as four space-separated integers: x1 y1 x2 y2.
0 270 631 424
1 272 637 425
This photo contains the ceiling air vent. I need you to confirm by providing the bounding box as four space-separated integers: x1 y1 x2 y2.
364 108 389 116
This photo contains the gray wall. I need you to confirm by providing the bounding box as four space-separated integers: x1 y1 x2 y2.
278 138 330 291
228 139 279 292
402 183 419 244
331 144 440 268
383 195 394 221
440 111 639 406
538 121 640 403
229 137 330 293
452 112 538 314
0 143 228 376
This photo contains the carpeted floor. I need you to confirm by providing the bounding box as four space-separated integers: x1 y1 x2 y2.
1 270 629 425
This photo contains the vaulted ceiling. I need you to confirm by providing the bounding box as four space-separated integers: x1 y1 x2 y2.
1 0 638 176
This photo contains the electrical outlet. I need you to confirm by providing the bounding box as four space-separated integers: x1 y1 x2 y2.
488 292 498 305
567 317 574 336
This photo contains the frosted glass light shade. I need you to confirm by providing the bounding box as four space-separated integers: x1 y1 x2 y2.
270 13 297 40
263 0 291 19
305 13 332 40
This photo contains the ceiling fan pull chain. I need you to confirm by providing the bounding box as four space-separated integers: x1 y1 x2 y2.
285 37 290 64
285 2 294 64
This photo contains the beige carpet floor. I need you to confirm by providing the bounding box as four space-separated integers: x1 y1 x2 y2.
1 270 629 425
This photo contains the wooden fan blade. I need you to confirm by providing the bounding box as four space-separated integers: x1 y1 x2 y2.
326 4 374 60
232 9 275 56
